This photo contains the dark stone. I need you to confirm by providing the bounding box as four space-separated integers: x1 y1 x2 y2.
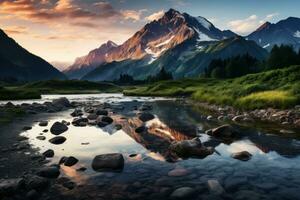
70 109 83 117
76 167 87 172
42 129 48 133
49 136 66 145
101 116 113 124
50 122 68 135
72 117 88 126
43 149 54 158
52 97 71 107
36 166 60 178
231 151 252 161
97 121 109 127
139 112 155 122
23 126 32 131
208 124 238 138
135 126 147 133
87 113 98 120
39 121 48 127
64 156 79 167
92 153 124 172
36 136 46 140
59 156 67 164
96 109 108 116
26 189 39 200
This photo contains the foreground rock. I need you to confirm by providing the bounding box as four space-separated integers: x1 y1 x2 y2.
64 156 79 167
72 117 88 127
50 122 68 135
139 112 155 122
170 187 196 199
231 151 252 161
169 138 214 158
39 121 48 127
92 153 124 172
43 149 54 158
207 124 238 139
49 136 66 145
36 166 60 178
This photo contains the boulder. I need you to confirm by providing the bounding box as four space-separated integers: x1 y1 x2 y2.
91 153 124 172
208 124 237 138
64 156 79 167
72 117 88 126
169 138 214 158
70 109 83 117
170 187 195 199
39 121 48 127
49 136 66 145
231 151 252 161
139 112 155 122
101 116 113 124
43 149 54 158
96 109 108 116
36 166 60 178
87 113 98 120
135 126 147 133
52 97 71 107
50 122 68 135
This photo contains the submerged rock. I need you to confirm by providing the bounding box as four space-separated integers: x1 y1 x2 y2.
50 122 68 135
101 116 113 124
49 136 66 145
139 112 155 122
24 175 49 191
169 138 214 158
135 126 147 133
170 187 195 199
72 117 88 126
231 151 252 161
64 156 79 167
92 153 124 172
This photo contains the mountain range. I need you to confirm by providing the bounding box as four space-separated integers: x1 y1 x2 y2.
0 29 65 82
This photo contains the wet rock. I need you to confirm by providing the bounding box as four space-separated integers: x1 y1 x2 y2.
70 109 83 117
36 136 46 140
72 117 88 126
23 126 32 131
129 154 138 157
24 175 49 191
50 122 68 135
17 136 28 141
97 121 109 127
43 149 54 158
52 97 71 108
63 181 76 190
87 113 98 120
96 109 108 116
207 179 224 195
64 156 79 167
135 126 147 133
208 124 237 138
232 115 244 122
0 178 24 196
168 168 188 177
59 156 67 164
279 129 295 134
207 115 213 120
169 138 214 158
139 112 155 122
42 129 48 133
36 166 60 178
49 136 66 145
39 121 48 127
92 153 124 172
170 187 195 199
231 151 252 161
100 116 113 124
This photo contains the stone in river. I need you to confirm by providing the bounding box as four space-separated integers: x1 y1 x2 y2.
168 168 189 177
36 166 60 178
52 97 71 108
231 151 252 161
36 136 46 140
96 109 108 116
170 187 196 199
43 129 48 133
101 116 113 124
23 126 32 131
72 117 88 126
91 153 124 172
138 112 155 122
50 122 68 135
64 156 79 167
70 109 83 117
208 124 238 138
49 136 66 145
207 179 224 195
97 121 109 127
43 149 54 158
87 113 98 120
39 121 48 127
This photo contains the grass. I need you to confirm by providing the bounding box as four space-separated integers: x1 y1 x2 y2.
0 80 122 100
124 65 300 109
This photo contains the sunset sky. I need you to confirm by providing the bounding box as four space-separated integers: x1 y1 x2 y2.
1 0 299 64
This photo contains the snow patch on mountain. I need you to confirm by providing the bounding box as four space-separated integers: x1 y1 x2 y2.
155 35 175 47
263 43 270 48
193 27 216 42
196 17 211 30
145 47 166 64
294 30 300 38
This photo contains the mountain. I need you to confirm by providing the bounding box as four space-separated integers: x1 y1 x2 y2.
64 41 118 79
247 17 300 51
65 9 236 79
0 29 66 82
82 36 268 81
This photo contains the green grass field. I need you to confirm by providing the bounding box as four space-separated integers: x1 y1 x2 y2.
124 65 300 109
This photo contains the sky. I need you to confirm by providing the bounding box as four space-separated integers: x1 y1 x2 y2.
1 0 300 65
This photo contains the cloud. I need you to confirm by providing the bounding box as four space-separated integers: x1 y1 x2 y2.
3 26 28 35
228 13 279 35
121 9 147 21
145 10 164 21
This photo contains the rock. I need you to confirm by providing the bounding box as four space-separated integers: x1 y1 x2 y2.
72 117 88 126
231 151 252 161
50 122 68 135
87 113 98 120
59 156 67 164
207 179 224 195
208 124 237 138
97 121 109 127
91 153 124 172
36 166 60 178
52 97 71 107
232 115 244 122
49 136 66 145
17 136 28 141
36 136 46 140
280 129 295 134
135 126 147 133
39 121 48 127
170 187 195 199
100 116 113 124
207 115 214 120
168 168 188 177
139 112 155 122
24 175 49 191
62 181 76 190
43 149 54 158
42 129 48 133
129 154 138 157
0 178 24 196
96 109 108 116
64 156 79 167
23 126 32 131
169 138 214 158
70 109 83 117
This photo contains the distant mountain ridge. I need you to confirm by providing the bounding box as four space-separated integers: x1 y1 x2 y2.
0 29 66 82
247 17 300 51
